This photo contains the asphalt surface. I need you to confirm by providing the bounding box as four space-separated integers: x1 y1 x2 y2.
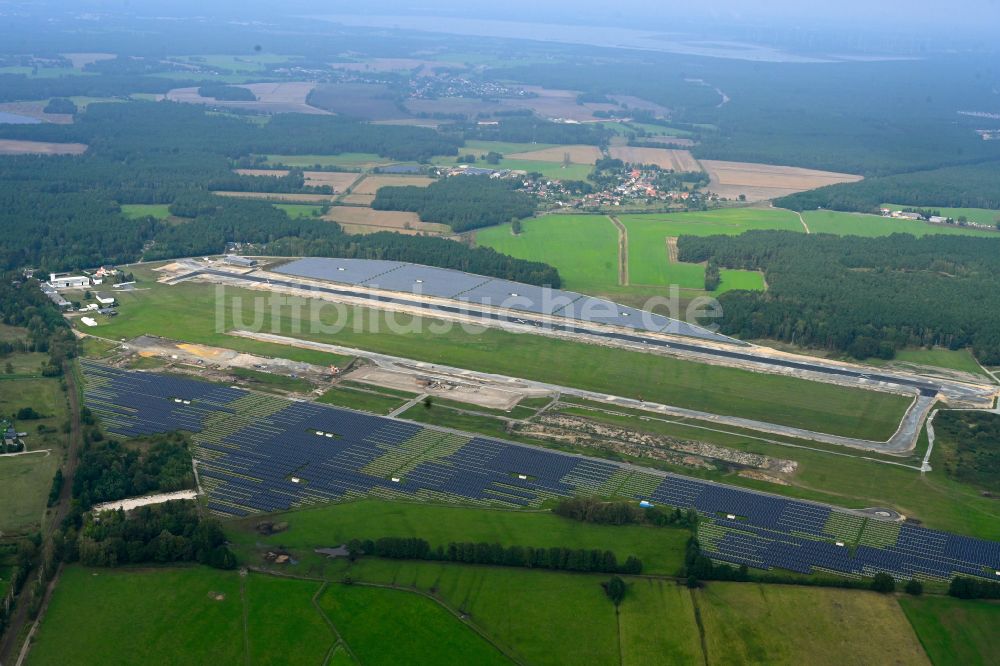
199 268 944 395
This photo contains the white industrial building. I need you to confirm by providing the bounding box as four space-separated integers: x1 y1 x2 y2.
48 273 90 289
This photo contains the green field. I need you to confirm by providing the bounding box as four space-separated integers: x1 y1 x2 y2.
318 584 510 665
92 269 912 441
899 595 1000 666
0 368 69 533
618 207 803 237
475 214 619 293
493 159 594 181
697 583 929 665
244 574 338 664
272 203 324 219
317 385 409 414
884 203 1000 227
228 367 314 393
119 204 172 220
28 567 246 666
803 210 998 237
477 213 765 296
462 140 558 156
227 499 690 575
865 347 991 378
170 53 295 72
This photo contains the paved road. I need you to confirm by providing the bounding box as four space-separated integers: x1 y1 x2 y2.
197 267 954 397
233 331 933 454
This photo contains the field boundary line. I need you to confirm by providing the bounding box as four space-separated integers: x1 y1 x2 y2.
310 581 359 665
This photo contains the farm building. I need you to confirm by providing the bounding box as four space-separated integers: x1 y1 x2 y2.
41 285 71 309
48 273 90 289
224 255 258 267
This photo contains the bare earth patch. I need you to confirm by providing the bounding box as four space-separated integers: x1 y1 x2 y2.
0 139 87 155
700 159 862 201
322 206 449 235
608 146 702 171
506 145 603 164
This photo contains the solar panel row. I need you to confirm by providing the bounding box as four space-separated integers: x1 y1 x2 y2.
81 361 1000 582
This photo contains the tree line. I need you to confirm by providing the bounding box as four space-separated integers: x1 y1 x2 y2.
346 536 643 575
553 496 699 529
372 175 537 232
678 231 1000 363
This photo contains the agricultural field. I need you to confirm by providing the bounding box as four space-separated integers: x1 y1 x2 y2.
28 567 342 666
119 203 171 220
475 214 619 294
700 160 862 201
476 213 765 297
863 347 992 380
226 499 690 576
169 53 296 72
898 595 1000 666
233 169 359 192
318 584 509 665
344 173 437 205
884 203 1000 227
802 210 999 237
0 139 86 155
697 583 929 665
608 146 701 171
90 269 912 441
505 145 603 164
321 205 449 235
165 81 326 115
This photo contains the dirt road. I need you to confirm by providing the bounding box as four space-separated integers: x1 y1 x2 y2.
609 216 629 286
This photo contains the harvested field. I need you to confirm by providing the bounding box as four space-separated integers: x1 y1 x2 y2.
0 101 73 124
506 145 602 164
213 191 338 203
340 194 376 205
233 168 359 192
352 174 436 195
700 159 862 201
322 206 449 235
166 81 328 115
0 139 87 155
609 146 701 171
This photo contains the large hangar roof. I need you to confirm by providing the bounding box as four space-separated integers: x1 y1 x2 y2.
272 257 736 344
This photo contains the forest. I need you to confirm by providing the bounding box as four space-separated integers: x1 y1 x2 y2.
933 411 1000 493
678 231 1000 363
0 102 559 285
775 160 1000 213
196 83 257 101
72 433 195 510
372 175 537 232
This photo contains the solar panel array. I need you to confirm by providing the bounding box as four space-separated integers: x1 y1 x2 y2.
272 257 731 343
82 361 1000 582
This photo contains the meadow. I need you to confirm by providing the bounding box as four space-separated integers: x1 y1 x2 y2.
317 385 410 414
696 583 929 665
226 499 690 575
90 268 911 441
264 153 393 170
0 361 69 534
476 212 766 296
898 595 1000 666
271 203 323 219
